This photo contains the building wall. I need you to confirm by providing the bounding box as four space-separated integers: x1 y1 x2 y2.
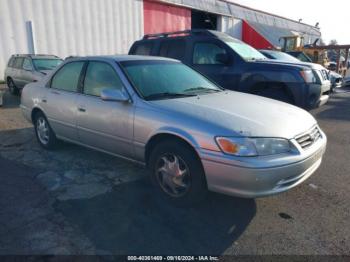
0 0 144 80
143 0 191 34
217 16 242 40
242 20 274 49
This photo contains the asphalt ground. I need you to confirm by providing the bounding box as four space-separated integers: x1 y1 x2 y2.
0 84 349 256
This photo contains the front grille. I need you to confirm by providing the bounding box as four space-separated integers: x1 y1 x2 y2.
295 126 321 149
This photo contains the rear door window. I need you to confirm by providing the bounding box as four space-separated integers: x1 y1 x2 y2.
159 40 186 61
14 58 24 69
51 62 85 92
132 42 153 56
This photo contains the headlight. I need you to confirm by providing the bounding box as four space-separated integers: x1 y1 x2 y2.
215 137 291 156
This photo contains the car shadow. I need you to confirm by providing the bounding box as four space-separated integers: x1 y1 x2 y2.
0 89 21 109
312 90 350 122
54 178 256 255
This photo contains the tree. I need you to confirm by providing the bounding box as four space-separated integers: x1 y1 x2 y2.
329 39 338 45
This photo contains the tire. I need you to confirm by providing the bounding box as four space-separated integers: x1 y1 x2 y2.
34 111 57 150
254 87 293 104
7 78 19 95
149 140 208 207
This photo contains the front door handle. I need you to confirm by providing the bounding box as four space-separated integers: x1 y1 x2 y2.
78 107 86 112
42 98 47 103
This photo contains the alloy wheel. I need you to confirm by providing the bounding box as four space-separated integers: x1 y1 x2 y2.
156 153 191 197
36 117 50 145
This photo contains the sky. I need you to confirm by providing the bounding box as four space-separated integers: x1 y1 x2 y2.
230 0 350 45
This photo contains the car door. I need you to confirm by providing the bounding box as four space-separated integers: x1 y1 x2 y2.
76 61 134 159
42 61 85 141
191 41 235 89
21 58 35 86
12 57 24 87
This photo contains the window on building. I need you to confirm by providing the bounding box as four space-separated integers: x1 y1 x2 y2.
51 62 84 92
193 43 227 65
159 40 186 60
83 62 124 97
133 42 153 56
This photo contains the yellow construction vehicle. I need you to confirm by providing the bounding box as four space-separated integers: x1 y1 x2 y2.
280 35 328 66
280 35 350 76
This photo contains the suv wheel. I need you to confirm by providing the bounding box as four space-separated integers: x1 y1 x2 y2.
34 112 57 149
149 140 207 206
7 78 18 95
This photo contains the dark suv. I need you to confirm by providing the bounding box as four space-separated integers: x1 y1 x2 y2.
4 54 62 95
129 30 329 109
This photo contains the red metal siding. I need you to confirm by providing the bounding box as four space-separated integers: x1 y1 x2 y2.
143 0 191 34
242 20 274 49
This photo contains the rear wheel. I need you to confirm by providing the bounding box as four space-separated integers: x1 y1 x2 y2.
34 111 57 150
149 140 208 207
7 78 19 95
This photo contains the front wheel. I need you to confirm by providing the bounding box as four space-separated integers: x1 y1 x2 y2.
34 112 57 150
149 140 208 207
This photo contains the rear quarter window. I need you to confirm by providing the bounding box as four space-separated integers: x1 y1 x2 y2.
159 40 186 61
132 42 154 56
7 57 15 67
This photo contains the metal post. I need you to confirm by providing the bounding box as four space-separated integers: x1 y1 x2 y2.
345 48 349 77
336 49 340 74
26 21 36 54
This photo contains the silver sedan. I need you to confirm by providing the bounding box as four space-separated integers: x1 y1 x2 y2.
20 56 327 206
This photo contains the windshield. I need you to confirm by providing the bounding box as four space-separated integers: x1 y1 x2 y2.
225 40 267 61
262 51 301 62
121 61 222 100
32 59 63 71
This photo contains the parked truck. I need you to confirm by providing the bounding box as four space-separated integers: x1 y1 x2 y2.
129 30 330 109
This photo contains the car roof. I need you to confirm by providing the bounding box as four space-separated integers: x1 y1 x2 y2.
67 55 180 63
11 54 61 60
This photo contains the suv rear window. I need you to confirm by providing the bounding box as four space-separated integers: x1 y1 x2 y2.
159 40 186 60
132 42 153 56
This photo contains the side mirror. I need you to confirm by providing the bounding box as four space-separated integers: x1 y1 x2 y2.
215 53 230 65
101 89 129 102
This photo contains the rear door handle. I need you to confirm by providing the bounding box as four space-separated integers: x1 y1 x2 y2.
42 98 47 103
78 107 86 112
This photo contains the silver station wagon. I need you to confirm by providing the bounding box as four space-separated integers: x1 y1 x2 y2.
21 56 327 206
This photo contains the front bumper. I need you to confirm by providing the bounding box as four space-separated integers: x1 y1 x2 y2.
200 130 327 198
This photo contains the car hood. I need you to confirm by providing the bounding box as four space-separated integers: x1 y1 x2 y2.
150 91 317 139
260 59 327 70
329 71 342 79
250 59 308 70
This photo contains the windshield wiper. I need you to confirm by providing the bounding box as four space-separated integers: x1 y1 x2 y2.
183 87 221 94
144 92 196 101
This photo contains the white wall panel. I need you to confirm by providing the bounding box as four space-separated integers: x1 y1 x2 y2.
0 0 144 80
217 16 242 40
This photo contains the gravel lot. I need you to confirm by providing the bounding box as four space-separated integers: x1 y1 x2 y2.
0 83 349 255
